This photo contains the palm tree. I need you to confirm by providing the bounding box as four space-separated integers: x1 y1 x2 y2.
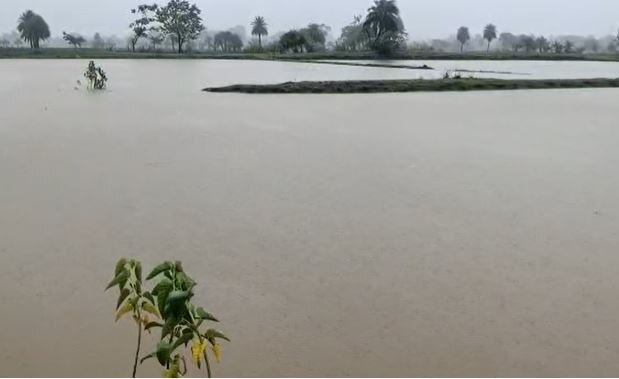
17 10 50 48
483 24 497 54
457 26 470 53
362 0 405 54
251 16 268 48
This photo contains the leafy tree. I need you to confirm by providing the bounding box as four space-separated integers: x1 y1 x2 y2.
279 30 308 53
551 40 564 54
0 37 10 48
62 32 86 48
336 15 367 51
157 0 205 54
17 10 50 48
457 26 470 52
92 32 105 49
148 32 165 50
583 37 599 53
519 35 536 52
564 40 574 53
483 24 497 53
129 4 159 52
301 23 330 52
499 32 518 52
535 36 550 53
251 16 268 48
214 31 243 52
362 0 407 56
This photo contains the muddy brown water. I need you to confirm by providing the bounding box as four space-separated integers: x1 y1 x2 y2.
1 60 619 377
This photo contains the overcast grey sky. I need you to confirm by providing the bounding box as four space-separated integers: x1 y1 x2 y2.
1 0 618 39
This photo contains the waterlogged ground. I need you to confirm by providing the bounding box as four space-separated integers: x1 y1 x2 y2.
328 59 619 79
1 60 619 377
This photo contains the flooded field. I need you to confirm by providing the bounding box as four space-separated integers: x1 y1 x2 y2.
1 60 619 377
329 59 619 79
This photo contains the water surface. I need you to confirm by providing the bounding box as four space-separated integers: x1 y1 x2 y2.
329 59 619 79
1 60 619 377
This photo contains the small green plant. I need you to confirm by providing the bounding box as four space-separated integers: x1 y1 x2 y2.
84 60 108 90
106 259 229 378
106 259 159 378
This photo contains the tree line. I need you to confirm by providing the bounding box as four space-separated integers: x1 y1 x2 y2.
2 0 619 56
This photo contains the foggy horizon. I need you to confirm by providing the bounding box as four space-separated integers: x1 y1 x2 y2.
0 0 618 40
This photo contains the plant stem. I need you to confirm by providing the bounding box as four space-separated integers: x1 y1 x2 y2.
203 350 212 378
132 311 142 378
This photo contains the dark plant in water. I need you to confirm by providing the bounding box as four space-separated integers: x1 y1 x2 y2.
84 60 108 90
107 259 229 378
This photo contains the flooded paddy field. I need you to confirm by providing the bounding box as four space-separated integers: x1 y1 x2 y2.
1 60 619 377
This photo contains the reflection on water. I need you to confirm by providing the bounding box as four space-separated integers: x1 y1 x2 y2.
1 60 619 377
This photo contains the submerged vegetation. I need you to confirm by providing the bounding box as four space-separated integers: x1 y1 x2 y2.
203 77 619 94
106 259 229 378
84 61 108 90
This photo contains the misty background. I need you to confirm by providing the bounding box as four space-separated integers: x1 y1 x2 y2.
1 0 618 39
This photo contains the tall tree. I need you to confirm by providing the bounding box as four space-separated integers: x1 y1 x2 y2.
301 23 331 52
337 15 367 51
279 30 308 53
213 31 243 52
535 36 549 53
62 32 86 48
92 32 105 49
362 0 406 55
483 24 497 53
149 32 165 50
457 26 470 53
157 0 204 54
251 16 268 48
499 32 518 52
129 4 158 52
17 10 50 48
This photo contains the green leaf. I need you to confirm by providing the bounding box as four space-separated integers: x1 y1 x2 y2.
162 316 178 339
164 290 193 318
174 261 184 273
151 278 173 296
116 288 131 310
196 307 219 322
157 286 173 317
171 333 193 352
105 270 130 291
135 261 143 282
205 329 230 342
115 258 128 276
166 290 193 304
144 321 164 331
175 272 196 291
146 261 174 280
156 341 173 366
142 302 160 317
143 291 156 305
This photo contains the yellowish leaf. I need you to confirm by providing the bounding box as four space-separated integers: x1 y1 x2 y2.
191 340 206 366
142 302 160 317
212 343 222 363
116 303 134 322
